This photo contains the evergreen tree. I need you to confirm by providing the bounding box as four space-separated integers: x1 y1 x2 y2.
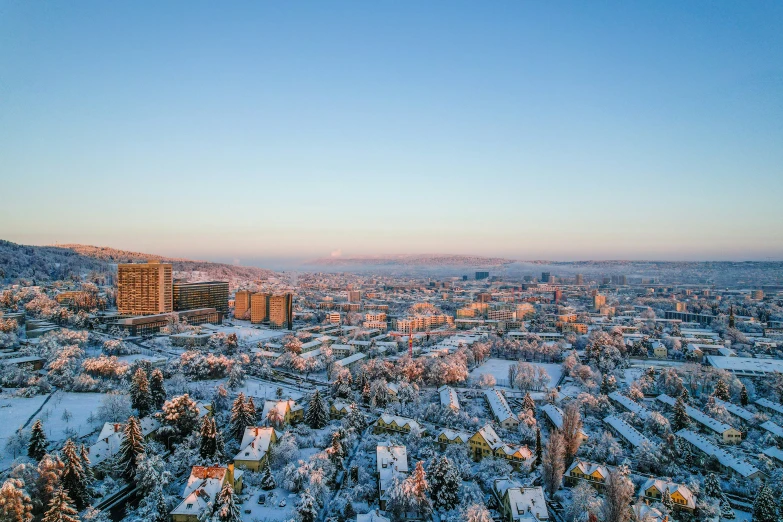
244 396 257 424
327 432 344 470
600 375 610 395
713 380 730 401
212 385 230 414
661 489 673 513
130 368 152 417
60 439 89 510
753 484 777 522
42 486 80 522
522 392 536 412
160 393 201 445
260 460 276 490
342 502 356 521
296 489 318 522
116 417 145 482
229 393 256 442
143 484 169 522
740 385 749 406
344 403 366 431
28 419 48 461
534 427 543 468
150 369 167 410
361 382 370 404
305 390 329 429
0 478 33 522
214 426 226 462
408 461 432 517
213 480 241 522
672 394 690 432
428 456 460 510
703 473 722 499
199 415 218 462
680 387 690 402
720 494 735 520
80 445 94 489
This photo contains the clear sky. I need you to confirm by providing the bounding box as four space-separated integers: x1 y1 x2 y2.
1 1 782 263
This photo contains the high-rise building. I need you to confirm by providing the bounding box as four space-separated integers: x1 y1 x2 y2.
575 274 584 285
348 290 361 302
541 272 550 283
117 261 172 315
475 271 489 280
268 294 293 329
593 294 606 310
234 290 252 320
250 293 269 324
173 281 229 313
553 289 563 304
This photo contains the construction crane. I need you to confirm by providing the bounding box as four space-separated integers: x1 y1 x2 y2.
389 329 461 357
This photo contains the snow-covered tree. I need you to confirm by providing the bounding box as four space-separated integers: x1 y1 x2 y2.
601 466 634 522
80 444 94 489
213 480 241 522
739 384 749 406
28 419 47 461
134 453 171 498
36 454 65 510
135 483 168 522
226 364 245 390
703 473 722 499
565 481 601 522
463 504 493 522
149 369 166 410
522 392 536 412
561 402 583 459
753 483 777 522
60 439 89 509
534 427 542 468
343 403 366 431
159 394 201 446
260 460 276 490
130 368 152 417
427 456 460 511
326 432 344 470
542 431 565 496
42 486 79 522
0 478 33 522
296 489 318 522
305 390 329 429
199 415 218 462
713 379 730 401
672 394 690 432
116 417 145 481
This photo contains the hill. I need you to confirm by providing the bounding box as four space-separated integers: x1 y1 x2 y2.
305 254 515 267
0 240 109 282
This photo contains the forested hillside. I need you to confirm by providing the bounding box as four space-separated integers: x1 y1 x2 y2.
0 240 108 283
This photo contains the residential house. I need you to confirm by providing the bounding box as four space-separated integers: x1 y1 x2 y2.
170 465 244 522
639 478 695 513
330 401 352 419
565 460 609 491
435 428 472 448
499 484 549 522
675 429 763 480
261 399 303 426
439 385 460 411
373 414 423 436
376 444 408 511
233 427 278 471
485 389 520 430
657 394 742 444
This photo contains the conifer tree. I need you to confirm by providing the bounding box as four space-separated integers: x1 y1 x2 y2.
327 432 344 469
344 403 366 431
213 480 241 522
720 494 735 520
130 367 152 417
740 385 749 406
60 439 89 510
753 484 777 522
408 461 432 516
534 426 543 468
305 390 329 429
703 473 722 499
672 394 690 432
522 392 535 412
296 489 318 522
243 396 257 425
428 456 460 510
229 393 252 442
214 425 226 462
42 486 80 522
150 369 166 410
80 444 94 489
342 502 356 520
199 415 218 462
600 375 610 395
116 417 145 482
0 478 33 522
713 380 730 401
28 419 48 461
144 484 169 522
661 489 673 513
260 460 276 490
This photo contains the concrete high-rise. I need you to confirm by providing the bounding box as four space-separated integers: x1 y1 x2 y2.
575 274 584 285
250 293 269 324
268 294 293 329
117 261 172 315
234 290 252 320
173 281 229 313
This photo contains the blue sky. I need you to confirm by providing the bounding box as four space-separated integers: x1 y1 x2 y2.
1 1 782 263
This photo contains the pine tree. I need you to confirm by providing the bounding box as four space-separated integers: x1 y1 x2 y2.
214 425 226 462
703 473 722 498
160 393 201 444
327 432 344 469
130 367 152 417
720 494 735 519
409 461 432 516
260 460 276 490
116 417 145 482
534 426 543 468
661 489 674 513
361 382 371 404
296 489 318 522
522 392 536 412
42 486 80 522
28 419 48 461
753 484 777 522
150 369 166 410
244 396 256 423
740 385 749 406
600 375 610 395
145 484 169 522
199 415 218 462
342 502 356 520
213 480 241 522
344 403 366 431
80 444 94 489
672 394 690 432
428 456 460 510
0 478 33 522
713 380 730 401
60 439 89 510
229 393 247 442
305 390 329 429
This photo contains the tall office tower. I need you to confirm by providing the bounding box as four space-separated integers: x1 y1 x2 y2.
250 293 269 324
173 281 229 313
541 272 551 283
117 261 172 315
575 274 584 285
268 293 293 329
234 290 252 320
348 290 361 302
475 271 489 280
593 294 606 310
553 289 563 304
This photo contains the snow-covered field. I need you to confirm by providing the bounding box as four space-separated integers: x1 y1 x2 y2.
469 358 563 389
36 391 105 441
230 378 304 402
0 393 50 468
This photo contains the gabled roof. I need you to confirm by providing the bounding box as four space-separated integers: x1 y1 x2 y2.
234 426 276 462
566 460 609 480
608 391 651 420
675 429 761 479
657 394 736 434
436 428 471 443
640 478 695 509
476 423 504 450
171 466 228 516
377 414 422 432
604 415 651 448
714 398 754 422
485 388 516 423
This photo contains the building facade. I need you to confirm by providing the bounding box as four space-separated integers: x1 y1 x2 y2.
117 261 172 315
173 281 229 313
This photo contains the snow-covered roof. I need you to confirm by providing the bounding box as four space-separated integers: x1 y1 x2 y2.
435 428 472 443
439 385 460 410
377 414 422 432
640 478 695 509
357 512 391 522
233 426 276 462
89 417 161 466
540 404 563 429
261 399 301 421
170 466 230 517
755 398 783 415
656 394 736 434
706 356 783 376
608 391 651 420
485 388 515 423
477 423 505 450
376 444 408 499
506 486 548 521
714 398 754 422
603 415 651 448
336 352 367 367
331 401 352 413
760 420 783 438
566 460 609 481
762 446 783 463
675 429 761 479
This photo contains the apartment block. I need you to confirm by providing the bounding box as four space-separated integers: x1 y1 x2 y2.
250 293 269 324
173 281 229 313
268 293 293 329
234 290 252 319
117 261 172 315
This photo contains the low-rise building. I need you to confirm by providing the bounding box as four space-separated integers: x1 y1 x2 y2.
261 399 303 426
485 389 519 429
565 460 610 491
675 429 763 479
233 426 278 471
657 394 741 443
373 414 423 436
170 465 243 522
439 385 460 411
639 478 695 512
376 444 408 511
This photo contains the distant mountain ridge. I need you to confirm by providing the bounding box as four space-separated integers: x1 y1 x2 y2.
306 254 515 267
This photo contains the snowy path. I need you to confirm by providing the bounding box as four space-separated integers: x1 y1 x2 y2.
319 425 371 522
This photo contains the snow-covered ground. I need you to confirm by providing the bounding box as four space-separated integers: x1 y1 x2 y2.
36 391 105 441
0 393 50 468
230 378 304 402
239 487 296 521
469 358 563 389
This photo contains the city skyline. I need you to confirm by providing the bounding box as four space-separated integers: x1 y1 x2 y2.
2 2 782 261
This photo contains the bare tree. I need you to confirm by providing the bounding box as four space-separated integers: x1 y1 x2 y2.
561 402 583 459
541 431 566 496
601 467 634 522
